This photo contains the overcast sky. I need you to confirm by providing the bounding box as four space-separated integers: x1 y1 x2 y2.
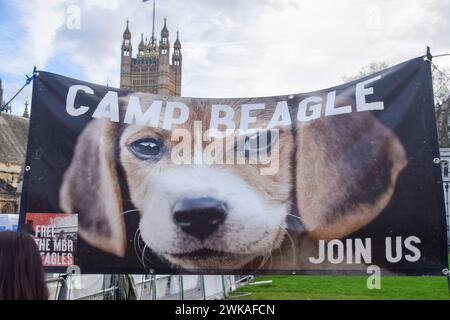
0 0 450 116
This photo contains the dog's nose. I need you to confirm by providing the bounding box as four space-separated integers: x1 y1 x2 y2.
173 197 227 240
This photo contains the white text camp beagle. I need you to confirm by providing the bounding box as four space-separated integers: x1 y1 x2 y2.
66 75 384 133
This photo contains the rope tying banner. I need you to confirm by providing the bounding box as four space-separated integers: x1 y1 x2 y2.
0 66 37 113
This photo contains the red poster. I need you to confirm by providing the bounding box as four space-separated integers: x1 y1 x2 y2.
24 213 78 267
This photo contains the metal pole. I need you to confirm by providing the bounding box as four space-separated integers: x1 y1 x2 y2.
102 274 106 300
151 274 157 300
140 275 145 300
179 275 184 300
221 275 227 298
66 273 72 300
56 274 69 300
200 275 206 300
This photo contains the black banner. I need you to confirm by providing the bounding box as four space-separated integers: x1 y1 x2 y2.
19 56 448 275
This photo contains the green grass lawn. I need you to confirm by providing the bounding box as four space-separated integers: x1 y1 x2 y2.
230 255 450 300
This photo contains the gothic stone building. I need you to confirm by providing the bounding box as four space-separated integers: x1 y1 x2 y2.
0 112 29 213
120 18 182 96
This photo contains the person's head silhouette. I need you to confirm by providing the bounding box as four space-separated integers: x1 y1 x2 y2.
0 231 48 300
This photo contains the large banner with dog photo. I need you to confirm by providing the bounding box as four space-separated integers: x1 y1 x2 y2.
19 56 448 275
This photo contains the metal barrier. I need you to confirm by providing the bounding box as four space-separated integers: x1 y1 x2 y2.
42 181 450 300
45 274 251 300
37 174 450 300
43 173 450 300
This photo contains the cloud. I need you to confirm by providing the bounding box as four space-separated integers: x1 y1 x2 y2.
1 0 450 116
0 0 65 75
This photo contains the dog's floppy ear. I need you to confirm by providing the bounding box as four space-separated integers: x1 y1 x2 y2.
59 119 126 257
296 112 407 240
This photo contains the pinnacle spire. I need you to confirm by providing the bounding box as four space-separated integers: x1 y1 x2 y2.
139 33 145 53
161 17 169 37
23 100 29 118
123 19 131 39
174 31 181 48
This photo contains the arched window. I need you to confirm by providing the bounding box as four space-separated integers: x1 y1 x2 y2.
1 202 16 213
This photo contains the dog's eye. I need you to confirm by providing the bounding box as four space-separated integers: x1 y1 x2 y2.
128 138 163 160
241 130 277 155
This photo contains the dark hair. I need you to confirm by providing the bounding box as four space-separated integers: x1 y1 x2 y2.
0 231 49 300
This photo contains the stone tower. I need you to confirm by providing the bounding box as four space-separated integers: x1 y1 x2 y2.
120 20 133 91
119 5 182 96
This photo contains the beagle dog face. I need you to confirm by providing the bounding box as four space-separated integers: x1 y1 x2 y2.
118 99 293 270
59 94 407 272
